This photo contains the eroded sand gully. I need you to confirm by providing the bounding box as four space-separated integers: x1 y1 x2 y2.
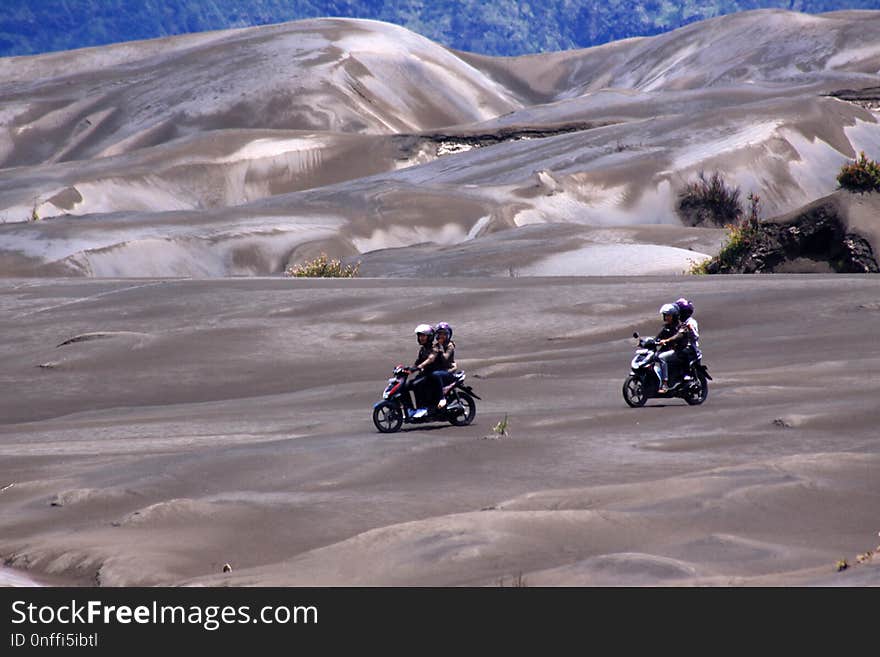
1 275 878 586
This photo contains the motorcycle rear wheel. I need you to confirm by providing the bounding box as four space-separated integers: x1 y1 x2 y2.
623 374 648 407
684 372 709 406
373 401 403 433
448 392 476 426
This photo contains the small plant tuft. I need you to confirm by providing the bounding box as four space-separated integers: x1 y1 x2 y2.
677 170 743 227
837 151 880 192
492 414 509 437
29 197 41 222
285 253 360 278
498 572 527 587
744 192 761 231
686 259 709 275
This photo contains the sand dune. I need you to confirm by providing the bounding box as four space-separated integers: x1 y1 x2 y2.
1 275 879 586
1 11 878 276
191 452 880 586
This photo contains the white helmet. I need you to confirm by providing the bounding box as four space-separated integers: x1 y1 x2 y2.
414 323 434 337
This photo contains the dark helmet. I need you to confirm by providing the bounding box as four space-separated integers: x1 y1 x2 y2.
434 321 452 340
660 303 679 320
675 297 694 321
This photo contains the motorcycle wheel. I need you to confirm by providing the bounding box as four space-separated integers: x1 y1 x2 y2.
623 374 648 408
448 392 476 426
684 371 709 406
373 401 403 433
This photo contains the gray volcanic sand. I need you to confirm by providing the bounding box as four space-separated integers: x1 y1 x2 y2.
2 10 880 587
1 275 879 586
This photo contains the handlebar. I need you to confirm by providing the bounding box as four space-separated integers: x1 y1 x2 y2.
638 337 659 350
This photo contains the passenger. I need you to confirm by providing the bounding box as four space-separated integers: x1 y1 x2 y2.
430 322 457 409
675 297 702 362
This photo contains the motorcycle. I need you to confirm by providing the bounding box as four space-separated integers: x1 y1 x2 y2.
623 332 711 407
372 366 480 433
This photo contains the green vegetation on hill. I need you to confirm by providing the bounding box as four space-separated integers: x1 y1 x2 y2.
688 155 880 274
837 151 880 193
2 1 878 58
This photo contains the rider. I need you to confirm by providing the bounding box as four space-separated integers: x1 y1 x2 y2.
675 297 702 362
654 303 692 394
430 322 457 409
408 323 436 418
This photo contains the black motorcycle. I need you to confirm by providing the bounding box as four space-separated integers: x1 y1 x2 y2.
372 366 480 433
623 332 711 407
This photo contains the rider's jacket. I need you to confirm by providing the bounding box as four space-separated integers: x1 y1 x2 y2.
414 344 434 371
656 322 696 354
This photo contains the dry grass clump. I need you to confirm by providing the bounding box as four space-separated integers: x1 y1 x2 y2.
677 170 743 227
285 253 360 278
483 414 510 440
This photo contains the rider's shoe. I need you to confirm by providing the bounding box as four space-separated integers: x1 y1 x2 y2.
411 408 428 419
657 382 669 394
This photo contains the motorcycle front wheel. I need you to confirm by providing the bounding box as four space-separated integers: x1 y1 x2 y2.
623 374 648 408
448 392 476 426
684 371 709 406
373 401 403 433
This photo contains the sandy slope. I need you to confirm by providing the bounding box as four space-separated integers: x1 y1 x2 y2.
1 275 878 586
0 11 879 276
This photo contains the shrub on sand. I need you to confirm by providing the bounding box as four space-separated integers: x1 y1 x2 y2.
285 253 360 278
837 151 880 193
677 171 743 227
688 193 762 275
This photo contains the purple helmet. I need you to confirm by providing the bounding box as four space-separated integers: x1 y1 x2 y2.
675 298 694 320
434 322 452 340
